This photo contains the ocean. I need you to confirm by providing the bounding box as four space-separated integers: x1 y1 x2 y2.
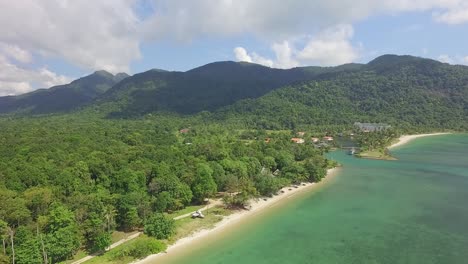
162 134 468 264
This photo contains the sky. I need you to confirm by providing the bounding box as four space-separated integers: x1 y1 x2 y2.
1 0 468 96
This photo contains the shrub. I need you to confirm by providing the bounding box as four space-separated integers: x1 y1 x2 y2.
144 213 175 239
110 237 167 260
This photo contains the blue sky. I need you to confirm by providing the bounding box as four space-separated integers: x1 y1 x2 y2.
1 0 468 95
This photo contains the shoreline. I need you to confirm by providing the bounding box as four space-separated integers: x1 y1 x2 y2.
388 133 451 149
134 167 340 264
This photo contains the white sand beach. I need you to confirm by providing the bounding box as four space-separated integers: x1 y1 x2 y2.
134 168 339 264
388 133 451 149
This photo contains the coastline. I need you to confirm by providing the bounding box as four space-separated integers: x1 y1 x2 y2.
134 167 340 264
388 133 451 149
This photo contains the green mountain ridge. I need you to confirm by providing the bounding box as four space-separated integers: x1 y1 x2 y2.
217 55 468 129
1 54 467 130
95 60 362 117
0 70 129 114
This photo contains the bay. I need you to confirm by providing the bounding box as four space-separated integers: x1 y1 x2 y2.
162 134 468 264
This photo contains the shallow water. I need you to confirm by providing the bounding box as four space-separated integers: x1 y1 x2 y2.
163 134 468 264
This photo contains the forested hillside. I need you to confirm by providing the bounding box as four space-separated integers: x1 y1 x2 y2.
0 71 128 114
95 61 361 117
216 55 468 130
84 55 468 131
0 116 332 263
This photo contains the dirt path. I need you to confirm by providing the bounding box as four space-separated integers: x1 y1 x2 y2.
71 200 222 264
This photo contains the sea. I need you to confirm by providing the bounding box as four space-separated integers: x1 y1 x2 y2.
161 134 468 264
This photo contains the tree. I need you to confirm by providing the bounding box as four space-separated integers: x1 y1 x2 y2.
6 227 14 264
144 214 175 240
275 151 294 170
116 193 143 230
255 175 290 197
44 205 81 262
153 192 172 212
103 205 117 233
304 157 327 183
192 163 217 203
0 220 6 256
0 189 31 227
23 187 53 220
282 163 307 183
90 232 111 252
262 156 277 171
14 227 41 264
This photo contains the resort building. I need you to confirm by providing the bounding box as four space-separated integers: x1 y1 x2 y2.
291 138 305 144
179 128 190 133
354 122 391 132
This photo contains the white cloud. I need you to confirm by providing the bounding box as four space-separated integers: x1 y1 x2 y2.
436 54 468 65
0 1 141 73
0 81 32 96
143 0 468 42
234 47 253 63
272 41 300 68
434 7 468 24
463 56 468 64
234 25 359 68
0 43 32 63
0 55 71 96
297 24 359 66
438 54 454 64
234 47 274 67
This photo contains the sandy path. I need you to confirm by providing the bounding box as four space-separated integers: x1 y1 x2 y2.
72 200 222 264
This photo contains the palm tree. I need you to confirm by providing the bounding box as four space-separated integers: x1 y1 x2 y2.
103 206 116 233
0 220 7 255
6 226 15 264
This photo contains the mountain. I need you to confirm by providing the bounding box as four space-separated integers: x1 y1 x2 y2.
96 61 362 117
2 54 467 130
216 55 468 130
0 70 129 114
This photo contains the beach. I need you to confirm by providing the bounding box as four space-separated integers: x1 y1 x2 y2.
388 133 451 149
134 167 339 264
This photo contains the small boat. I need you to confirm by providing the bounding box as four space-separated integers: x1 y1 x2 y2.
349 148 356 155
192 210 205 219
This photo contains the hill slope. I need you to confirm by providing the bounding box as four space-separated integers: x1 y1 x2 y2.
216 55 468 130
96 61 362 117
0 71 129 114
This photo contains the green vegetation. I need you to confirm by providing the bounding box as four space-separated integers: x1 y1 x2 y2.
1 54 468 263
169 206 230 244
357 150 397 161
96 61 359 117
218 56 468 131
144 214 175 239
354 129 400 160
84 235 166 264
0 71 128 115
0 116 329 263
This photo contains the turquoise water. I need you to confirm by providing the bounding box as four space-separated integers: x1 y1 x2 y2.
165 134 468 264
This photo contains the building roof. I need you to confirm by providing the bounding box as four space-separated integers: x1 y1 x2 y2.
291 138 305 144
179 128 190 133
